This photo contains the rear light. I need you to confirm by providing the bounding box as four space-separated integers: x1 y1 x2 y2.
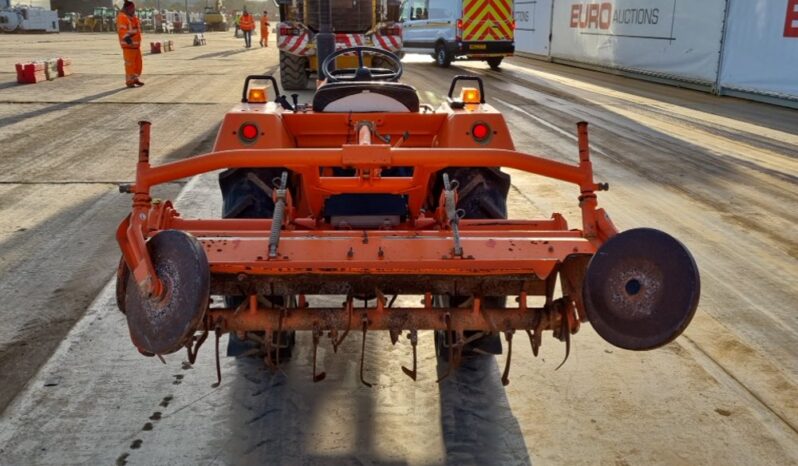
456 19 463 30
511 20 516 30
471 122 491 142
238 122 259 143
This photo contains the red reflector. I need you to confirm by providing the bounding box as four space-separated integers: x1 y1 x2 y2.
472 123 490 141
457 19 463 30
240 123 258 141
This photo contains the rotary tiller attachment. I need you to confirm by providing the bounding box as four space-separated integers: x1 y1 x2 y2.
123 230 210 356
583 228 700 350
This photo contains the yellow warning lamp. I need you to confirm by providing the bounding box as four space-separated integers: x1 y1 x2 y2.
248 88 267 103
460 87 481 104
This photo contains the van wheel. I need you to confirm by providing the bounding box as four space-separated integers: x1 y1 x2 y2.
435 44 452 67
487 57 503 70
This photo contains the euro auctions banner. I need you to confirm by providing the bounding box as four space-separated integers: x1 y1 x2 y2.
550 0 727 83
718 0 798 100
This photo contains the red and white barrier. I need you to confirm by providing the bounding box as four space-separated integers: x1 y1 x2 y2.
57 57 72 77
150 40 175 54
15 62 46 84
371 33 402 53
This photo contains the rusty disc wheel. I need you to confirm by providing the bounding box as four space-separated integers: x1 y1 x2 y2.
125 230 210 356
583 228 700 350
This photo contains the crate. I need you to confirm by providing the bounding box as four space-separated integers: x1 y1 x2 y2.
57 57 73 77
15 62 46 84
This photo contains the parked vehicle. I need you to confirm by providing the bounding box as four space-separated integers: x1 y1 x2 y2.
275 0 403 89
0 6 59 33
399 0 514 69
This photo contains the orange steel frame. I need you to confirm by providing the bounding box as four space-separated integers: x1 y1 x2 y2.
117 114 618 335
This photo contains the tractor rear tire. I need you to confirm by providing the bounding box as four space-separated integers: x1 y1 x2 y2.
219 168 296 359
431 168 511 359
432 167 511 219
280 52 309 90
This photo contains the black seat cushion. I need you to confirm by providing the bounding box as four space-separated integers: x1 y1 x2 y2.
312 82 420 113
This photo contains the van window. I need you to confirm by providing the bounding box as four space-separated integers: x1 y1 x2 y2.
427 0 450 21
411 0 427 20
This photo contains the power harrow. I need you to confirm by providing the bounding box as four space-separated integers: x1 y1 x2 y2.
115 48 700 386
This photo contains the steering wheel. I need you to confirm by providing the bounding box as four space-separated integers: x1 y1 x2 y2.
321 46 403 83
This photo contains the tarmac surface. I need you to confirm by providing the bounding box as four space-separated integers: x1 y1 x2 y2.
0 32 796 465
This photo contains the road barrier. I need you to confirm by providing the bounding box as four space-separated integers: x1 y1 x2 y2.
15 62 46 84
57 57 73 77
44 59 58 81
150 40 176 54
14 57 74 84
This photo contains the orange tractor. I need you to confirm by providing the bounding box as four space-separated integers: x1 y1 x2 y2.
115 47 700 385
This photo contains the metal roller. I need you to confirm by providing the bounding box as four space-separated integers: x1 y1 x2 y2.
124 230 210 356
583 228 700 350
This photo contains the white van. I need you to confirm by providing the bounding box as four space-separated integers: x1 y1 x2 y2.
399 0 514 69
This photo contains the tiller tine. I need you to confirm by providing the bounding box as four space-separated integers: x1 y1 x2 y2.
212 326 222 388
185 327 209 365
331 297 354 353
401 330 418 381
359 317 373 387
436 313 463 384
311 325 326 383
555 309 571 371
501 330 514 386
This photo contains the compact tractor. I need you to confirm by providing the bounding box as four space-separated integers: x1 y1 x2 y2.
115 44 700 385
275 0 403 89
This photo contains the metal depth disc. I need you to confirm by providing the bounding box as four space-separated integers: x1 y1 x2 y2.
583 228 700 350
125 230 210 356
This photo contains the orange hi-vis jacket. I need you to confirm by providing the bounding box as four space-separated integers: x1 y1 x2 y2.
260 15 269 32
117 12 141 49
239 13 255 31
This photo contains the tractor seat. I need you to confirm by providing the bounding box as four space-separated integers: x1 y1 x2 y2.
312 82 420 113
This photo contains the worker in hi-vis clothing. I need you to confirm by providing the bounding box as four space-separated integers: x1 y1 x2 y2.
259 11 269 47
239 9 255 48
117 0 143 88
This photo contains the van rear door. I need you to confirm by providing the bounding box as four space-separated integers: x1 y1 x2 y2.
459 0 514 55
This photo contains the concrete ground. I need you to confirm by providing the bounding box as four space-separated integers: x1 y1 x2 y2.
0 32 796 465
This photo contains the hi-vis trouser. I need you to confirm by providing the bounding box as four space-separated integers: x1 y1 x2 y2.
122 47 142 84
